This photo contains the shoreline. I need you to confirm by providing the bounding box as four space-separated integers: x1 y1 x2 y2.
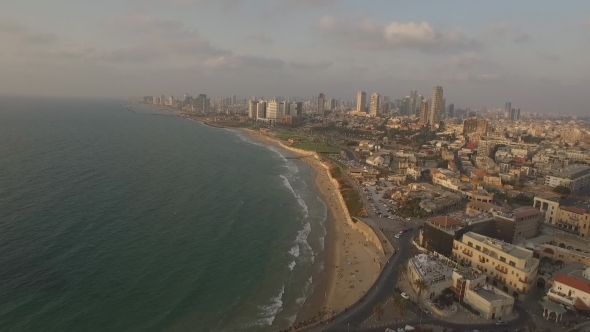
240 128 381 329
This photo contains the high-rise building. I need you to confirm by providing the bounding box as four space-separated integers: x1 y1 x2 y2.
510 108 521 121
143 96 154 104
327 98 336 111
420 99 430 125
154 97 160 105
429 85 443 127
504 102 512 119
232 94 236 105
248 100 258 118
266 101 286 123
356 91 366 113
369 93 380 117
415 95 424 116
317 93 325 116
287 102 303 116
408 90 418 116
448 103 455 118
441 98 446 119
401 97 411 116
463 118 489 135
256 101 267 120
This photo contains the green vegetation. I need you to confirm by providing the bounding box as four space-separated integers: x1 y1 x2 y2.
553 185 571 195
521 135 544 144
275 131 299 140
292 142 338 153
373 303 385 321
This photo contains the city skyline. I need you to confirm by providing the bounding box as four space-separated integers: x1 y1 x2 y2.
1 1 589 114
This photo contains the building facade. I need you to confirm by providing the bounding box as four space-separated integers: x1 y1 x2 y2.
429 85 443 127
369 93 380 117
452 232 539 300
356 91 366 113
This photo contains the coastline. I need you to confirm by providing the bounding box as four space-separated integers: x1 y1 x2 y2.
240 128 381 328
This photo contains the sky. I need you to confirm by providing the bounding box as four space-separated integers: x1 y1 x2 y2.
1 0 589 113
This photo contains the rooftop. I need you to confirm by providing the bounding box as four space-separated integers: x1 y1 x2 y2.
561 206 588 215
472 285 512 302
409 254 454 286
430 216 462 227
554 274 590 294
465 232 532 260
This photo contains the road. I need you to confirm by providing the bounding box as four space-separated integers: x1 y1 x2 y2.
303 142 531 332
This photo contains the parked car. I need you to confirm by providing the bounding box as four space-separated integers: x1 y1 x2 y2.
495 320 508 326
419 306 429 314
401 292 410 299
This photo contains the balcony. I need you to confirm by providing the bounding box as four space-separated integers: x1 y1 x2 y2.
548 289 574 305
495 265 508 274
462 249 473 257
479 257 486 264
519 277 532 284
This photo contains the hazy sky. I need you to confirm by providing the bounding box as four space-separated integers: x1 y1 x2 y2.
1 0 589 113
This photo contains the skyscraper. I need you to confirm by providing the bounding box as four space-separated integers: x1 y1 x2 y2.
415 95 424 116
447 103 455 118
409 90 418 116
317 93 325 116
429 85 443 127
510 108 521 121
248 100 258 118
441 98 446 119
504 102 512 119
420 99 430 125
369 93 380 117
256 101 267 120
356 91 366 113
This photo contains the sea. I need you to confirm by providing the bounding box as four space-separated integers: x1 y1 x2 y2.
0 97 328 332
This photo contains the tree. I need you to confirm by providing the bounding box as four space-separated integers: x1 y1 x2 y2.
392 293 407 317
414 279 430 303
553 186 571 195
527 320 537 332
373 302 385 321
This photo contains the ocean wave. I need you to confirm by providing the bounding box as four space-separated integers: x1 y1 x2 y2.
280 175 309 218
295 222 314 264
257 285 285 326
288 261 296 271
289 245 300 258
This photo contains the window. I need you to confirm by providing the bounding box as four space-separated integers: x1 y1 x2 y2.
468 242 473 247
476 245 481 251
509 261 516 267
500 257 506 262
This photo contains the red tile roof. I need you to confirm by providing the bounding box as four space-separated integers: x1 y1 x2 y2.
575 298 590 311
430 216 462 227
554 275 590 294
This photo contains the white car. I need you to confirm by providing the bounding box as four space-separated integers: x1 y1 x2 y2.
401 292 410 299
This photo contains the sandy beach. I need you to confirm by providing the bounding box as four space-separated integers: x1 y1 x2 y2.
242 129 382 325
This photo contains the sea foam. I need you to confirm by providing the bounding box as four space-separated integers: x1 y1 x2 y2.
280 175 309 218
258 285 285 326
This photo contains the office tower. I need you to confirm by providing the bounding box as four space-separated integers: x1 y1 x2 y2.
510 108 521 121
415 95 424 116
317 93 325 116
369 93 380 117
420 99 430 124
143 96 153 104
232 95 236 105
382 96 391 114
356 91 366 112
441 98 446 119
153 97 160 105
248 100 258 118
429 85 443 126
287 102 303 116
327 98 336 111
266 101 286 123
401 97 411 116
256 101 267 119
447 103 455 118
408 90 418 116
504 102 511 119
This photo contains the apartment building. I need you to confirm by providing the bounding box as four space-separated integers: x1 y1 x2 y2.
534 195 590 238
548 273 590 311
491 207 541 243
452 268 514 320
452 232 539 300
545 165 590 193
407 254 454 302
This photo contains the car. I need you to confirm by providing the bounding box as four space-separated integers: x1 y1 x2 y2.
385 329 395 332
494 320 508 326
419 306 429 314
394 234 400 239
406 217 411 221
401 292 409 299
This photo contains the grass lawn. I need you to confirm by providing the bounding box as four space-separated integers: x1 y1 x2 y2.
292 142 338 153
275 132 299 140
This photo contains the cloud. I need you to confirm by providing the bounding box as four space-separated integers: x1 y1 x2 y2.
203 54 284 72
283 0 339 9
484 21 531 44
290 60 333 70
537 52 560 61
0 19 57 45
246 32 273 45
316 16 480 53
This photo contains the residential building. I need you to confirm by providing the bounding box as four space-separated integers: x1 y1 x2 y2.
369 93 380 117
407 254 454 302
266 101 286 123
429 85 443 127
510 108 521 121
533 195 590 237
491 207 541 243
544 165 590 192
248 100 258 118
420 99 430 125
317 93 325 116
452 268 514 320
548 273 590 311
356 91 366 113
256 101 267 120
463 118 489 136
452 232 539 300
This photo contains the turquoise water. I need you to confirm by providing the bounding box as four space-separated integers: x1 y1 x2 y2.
0 98 327 331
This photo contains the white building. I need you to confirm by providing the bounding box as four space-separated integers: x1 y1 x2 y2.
544 165 590 192
407 254 454 302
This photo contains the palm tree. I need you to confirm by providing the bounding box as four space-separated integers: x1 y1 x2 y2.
373 302 385 321
413 279 429 303
527 321 537 332
391 293 407 317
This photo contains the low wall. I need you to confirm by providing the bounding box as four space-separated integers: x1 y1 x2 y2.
316 156 388 255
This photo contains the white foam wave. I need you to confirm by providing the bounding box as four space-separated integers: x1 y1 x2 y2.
318 236 325 251
258 285 285 326
289 245 300 258
288 261 296 271
280 175 309 218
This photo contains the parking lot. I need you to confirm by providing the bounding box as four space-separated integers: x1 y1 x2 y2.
331 154 364 169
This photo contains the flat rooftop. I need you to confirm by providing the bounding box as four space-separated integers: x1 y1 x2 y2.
465 232 531 260
410 254 453 286
472 285 512 302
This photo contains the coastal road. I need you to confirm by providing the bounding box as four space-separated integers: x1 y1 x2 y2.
307 228 530 332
